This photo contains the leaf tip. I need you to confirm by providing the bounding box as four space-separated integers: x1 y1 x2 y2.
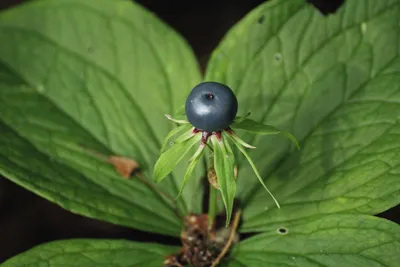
164 114 174 122
283 131 300 150
188 143 205 162
224 211 232 228
224 219 230 228
152 173 161 183
228 132 256 149
175 192 183 200
165 114 188 124
152 165 166 183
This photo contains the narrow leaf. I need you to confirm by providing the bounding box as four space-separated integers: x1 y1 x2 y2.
189 143 206 162
1 239 178 267
165 114 189 124
177 144 205 197
154 133 201 182
233 112 251 123
226 132 280 209
174 128 197 144
222 133 234 155
227 131 256 149
161 124 192 152
211 135 236 226
281 130 300 150
232 118 299 149
231 118 281 134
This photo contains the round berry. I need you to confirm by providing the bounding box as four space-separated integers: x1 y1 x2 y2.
185 82 238 132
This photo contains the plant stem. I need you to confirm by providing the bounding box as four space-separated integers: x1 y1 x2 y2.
211 209 242 267
208 185 217 230
211 210 242 267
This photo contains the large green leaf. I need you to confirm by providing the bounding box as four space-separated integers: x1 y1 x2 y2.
0 122 181 235
1 239 178 267
206 0 400 232
0 0 202 235
230 214 400 267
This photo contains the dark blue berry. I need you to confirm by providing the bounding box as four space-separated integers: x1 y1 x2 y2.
185 82 238 132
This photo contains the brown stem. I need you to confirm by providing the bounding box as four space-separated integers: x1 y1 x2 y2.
211 210 242 267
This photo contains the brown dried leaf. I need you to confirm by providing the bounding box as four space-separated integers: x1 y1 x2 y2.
208 167 219 190
80 146 140 179
207 165 238 190
108 156 140 179
163 254 185 267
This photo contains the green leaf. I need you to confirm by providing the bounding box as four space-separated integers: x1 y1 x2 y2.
211 135 236 226
231 214 400 267
177 144 205 197
0 0 202 235
280 130 300 150
226 132 280 209
174 127 197 144
154 133 201 182
227 131 257 149
165 114 189 124
1 239 178 267
160 123 192 153
206 0 400 232
233 112 251 123
231 118 300 149
0 122 181 235
232 118 281 135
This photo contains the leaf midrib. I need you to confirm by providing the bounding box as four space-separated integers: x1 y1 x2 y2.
0 150 180 230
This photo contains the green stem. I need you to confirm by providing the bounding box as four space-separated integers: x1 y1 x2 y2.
208 185 217 230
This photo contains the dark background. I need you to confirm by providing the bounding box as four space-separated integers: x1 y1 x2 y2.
0 0 398 263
